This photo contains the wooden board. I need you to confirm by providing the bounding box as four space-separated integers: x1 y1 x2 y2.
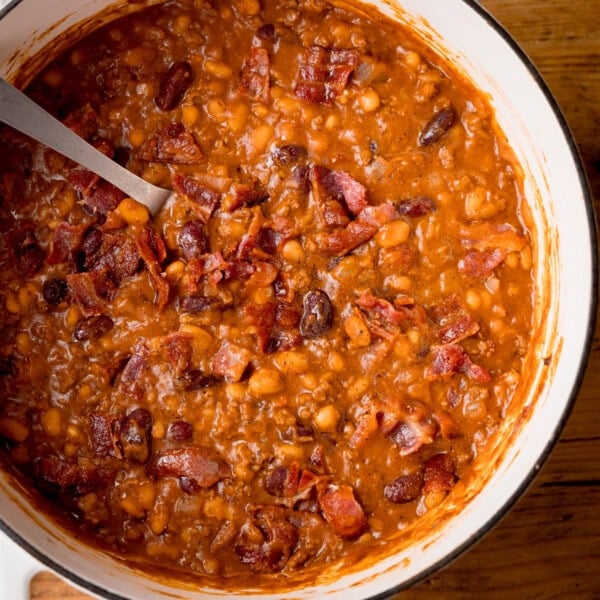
29 0 600 598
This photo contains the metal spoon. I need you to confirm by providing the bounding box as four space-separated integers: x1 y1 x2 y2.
0 77 172 215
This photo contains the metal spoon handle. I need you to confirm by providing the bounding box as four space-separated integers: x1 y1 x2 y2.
0 78 169 215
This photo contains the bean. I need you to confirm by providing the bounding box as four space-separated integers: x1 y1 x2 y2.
42 277 68 305
179 369 221 391
272 144 308 166
255 23 276 43
73 315 114 341
418 106 456 146
178 220 209 260
300 290 333 338
248 367 283 396
156 61 193 111
383 473 423 503
313 404 339 432
167 420 193 441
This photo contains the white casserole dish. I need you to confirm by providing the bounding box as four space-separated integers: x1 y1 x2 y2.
0 0 596 598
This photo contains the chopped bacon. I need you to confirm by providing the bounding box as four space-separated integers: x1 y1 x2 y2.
6 224 45 277
173 174 220 223
211 341 252 382
117 408 153 464
236 206 264 259
62 103 98 140
388 417 437 457
310 166 367 225
348 410 378 449
378 243 417 274
239 47 270 101
138 122 202 164
396 196 436 217
33 456 99 496
322 219 377 256
230 183 270 213
295 45 359 105
460 222 527 254
358 203 398 226
136 227 169 311
434 411 459 439
384 473 423 504
119 346 149 385
235 506 299 572
356 291 412 339
163 332 193 374
459 248 506 278
84 181 125 214
67 271 114 315
85 232 141 285
264 462 301 497
317 483 367 538
429 294 479 345
148 446 230 488
89 413 122 458
46 222 87 265
179 295 222 313
423 453 456 493
67 168 99 196
426 344 491 383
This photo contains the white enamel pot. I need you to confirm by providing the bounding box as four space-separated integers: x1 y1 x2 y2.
0 0 596 599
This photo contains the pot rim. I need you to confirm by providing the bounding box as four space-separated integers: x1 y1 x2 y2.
0 0 596 598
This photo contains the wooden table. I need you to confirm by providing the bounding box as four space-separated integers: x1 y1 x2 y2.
29 0 600 598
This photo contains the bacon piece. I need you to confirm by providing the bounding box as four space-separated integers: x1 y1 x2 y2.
148 446 229 488
356 291 412 339
295 45 359 105
67 168 99 196
212 341 252 382
236 205 265 259
179 295 222 313
429 294 479 345
177 370 221 392
46 222 87 265
6 224 45 277
136 227 169 311
62 103 98 140
264 462 301 497
322 219 377 256
162 332 193 374
33 457 98 496
84 181 125 214
348 410 379 450
67 272 114 315
459 248 506 278
116 408 153 464
317 484 367 538
379 243 417 274
119 346 149 385
89 413 122 458
239 47 270 101
426 344 491 383
85 232 141 285
384 473 423 504
235 506 299 572
230 183 270 213
423 453 456 493
310 165 367 226
178 220 209 260
173 174 220 223
138 122 202 164
388 418 437 457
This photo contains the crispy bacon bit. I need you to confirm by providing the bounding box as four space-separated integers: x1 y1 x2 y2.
423 453 456 493
33 456 98 496
459 248 506 278
63 103 98 140
67 168 99 196
136 227 169 311
89 413 121 457
179 295 222 313
6 224 45 277
348 410 378 450
264 462 301 497
178 220 209 260
295 45 359 105
163 332 193 374
427 344 491 383
46 222 87 265
239 47 270 101
230 183 270 212
235 506 299 572
84 181 126 214
236 206 265 259
460 222 527 254
310 165 367 225
138 122 202 164
148 446 229 488
119 346 149 384
384 473 423 504
356 291 411 339
396 196 436 217
430 294 480 345
212 341 252 382
85 232 141 285
388 418 437 456
67 272 114 315
317 484 367 539
173 174 220 223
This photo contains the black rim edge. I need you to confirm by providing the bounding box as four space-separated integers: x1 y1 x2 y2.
0 0 597 599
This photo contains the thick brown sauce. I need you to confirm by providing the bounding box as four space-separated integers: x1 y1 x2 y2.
0 0 533 581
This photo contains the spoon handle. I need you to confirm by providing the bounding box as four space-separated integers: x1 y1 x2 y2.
0 78 169 215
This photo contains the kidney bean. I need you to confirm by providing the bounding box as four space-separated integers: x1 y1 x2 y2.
167 420 193 442
418 106 456 146
42 277 68 305
383 473 423 503
73 315 114 341
156 61 193 111
255 23 276 43
118 408 152 463
396 196 436 217
179 369 221 391
178 220 209 260
300 290 333 338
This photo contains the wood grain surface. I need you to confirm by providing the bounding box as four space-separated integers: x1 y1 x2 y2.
29 0 600 598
